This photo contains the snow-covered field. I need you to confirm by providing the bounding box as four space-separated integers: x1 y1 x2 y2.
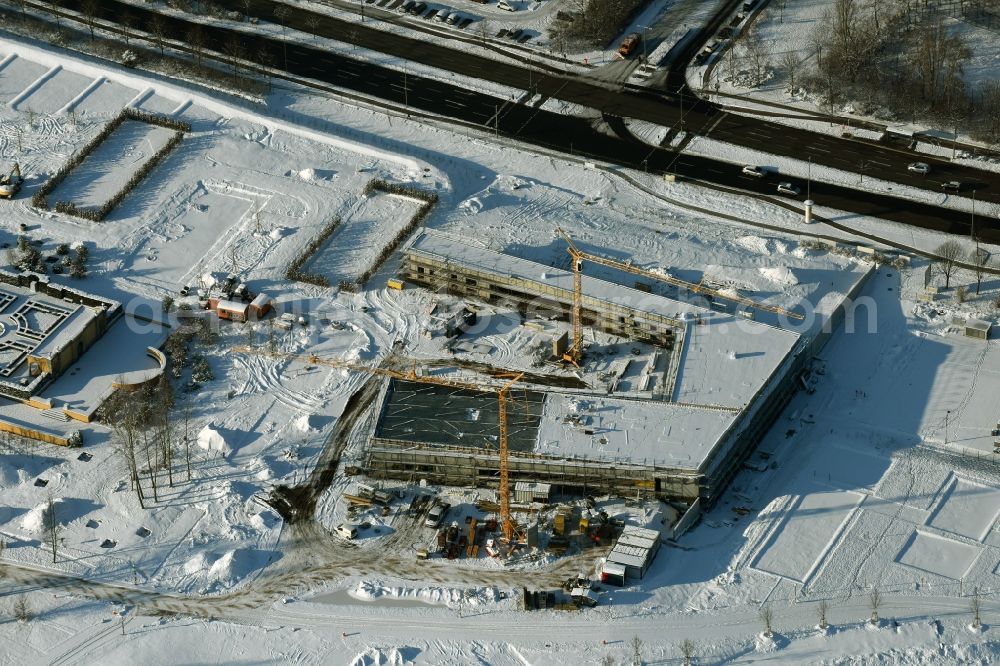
2 20 1000 665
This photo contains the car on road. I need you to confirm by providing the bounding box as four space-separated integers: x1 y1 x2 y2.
776 181 801 196
434 6 449 20
941 180 962 192
497 0 516 10
907 162 931 175
741 165 766 178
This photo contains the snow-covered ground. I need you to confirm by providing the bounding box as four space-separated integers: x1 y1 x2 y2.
2 21 1000 665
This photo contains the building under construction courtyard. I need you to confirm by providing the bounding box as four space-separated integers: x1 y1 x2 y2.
366 230 876 506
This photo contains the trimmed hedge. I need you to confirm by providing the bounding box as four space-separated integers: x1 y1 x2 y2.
32 108 192 221
339 181 438 293
285 216 343 288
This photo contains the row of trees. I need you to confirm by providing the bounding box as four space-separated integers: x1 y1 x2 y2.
102 374 194 508
723 0 1000 145
286 216 343 288
933 238 993 296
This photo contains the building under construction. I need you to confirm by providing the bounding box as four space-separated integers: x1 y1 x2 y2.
366 230 875 506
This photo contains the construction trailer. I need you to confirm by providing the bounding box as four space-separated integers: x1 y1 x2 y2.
964 318 992 340
603 525 661 581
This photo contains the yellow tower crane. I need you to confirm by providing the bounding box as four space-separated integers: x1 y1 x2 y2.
232 346 525 543
555 228 804 364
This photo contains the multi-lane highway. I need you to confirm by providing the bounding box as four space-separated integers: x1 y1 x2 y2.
45 0 1000 238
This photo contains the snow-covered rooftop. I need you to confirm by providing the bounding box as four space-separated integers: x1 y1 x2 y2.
408 230 802 408
536 393 737 471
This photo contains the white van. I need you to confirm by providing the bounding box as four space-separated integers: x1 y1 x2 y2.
335 523 358 540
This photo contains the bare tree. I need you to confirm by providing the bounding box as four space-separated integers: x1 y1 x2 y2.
869 586 882 625
740 24 771 87
156 373 175 487
241 0 253 22
968 246 990 295
106 385 146 508
188 26 206 69
817 599 829 630
150 14 168 57
12 0 27 19
182 399 193 482
935 240 963 289
631 635 643 666
306 16 321 42
971 586 982 629
223 35 245 86
13 595 30 623
274 6 290 69
759 604 774 637
679 638 695 665
600 655 615 666
120 11 135 47
43 494 61 563
81 0 100 41
781 51 800 92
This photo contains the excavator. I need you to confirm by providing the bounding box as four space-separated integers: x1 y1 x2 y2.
0 163 22 199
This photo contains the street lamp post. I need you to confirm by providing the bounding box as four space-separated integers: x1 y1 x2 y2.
972 189 977 240
807 156 812 200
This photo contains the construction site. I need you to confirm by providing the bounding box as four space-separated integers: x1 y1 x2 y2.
357 229 873 512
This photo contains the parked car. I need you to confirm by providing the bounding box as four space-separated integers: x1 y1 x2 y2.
408 1 427 14
434 6 450 20
424 8 439 19
446 11 461 23
399 0 415 12
424 501 449 528
776 181 801 196
741 165 766 178
497 0 515 10
941 180 962 192
907 162 931 175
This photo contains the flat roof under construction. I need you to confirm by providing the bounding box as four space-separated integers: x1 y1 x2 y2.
536 393 737 471
375 379 545 453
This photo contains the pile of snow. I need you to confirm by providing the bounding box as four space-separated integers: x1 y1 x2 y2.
0 459 21 486
351 580 502 607
183 552 210 575
295 414 319 433
758 266 799 286
350 648 414 666
186 549 272 586
249 510 279 530
298 168 316 181
197 424 231 457
20 498 64 533
736 235 774 256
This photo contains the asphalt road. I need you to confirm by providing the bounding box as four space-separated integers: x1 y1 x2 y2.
46 1 1000 238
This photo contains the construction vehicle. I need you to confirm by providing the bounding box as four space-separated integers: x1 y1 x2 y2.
555 228 804 364
617 33 641 58
231 346 526 547
0 163 23 199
